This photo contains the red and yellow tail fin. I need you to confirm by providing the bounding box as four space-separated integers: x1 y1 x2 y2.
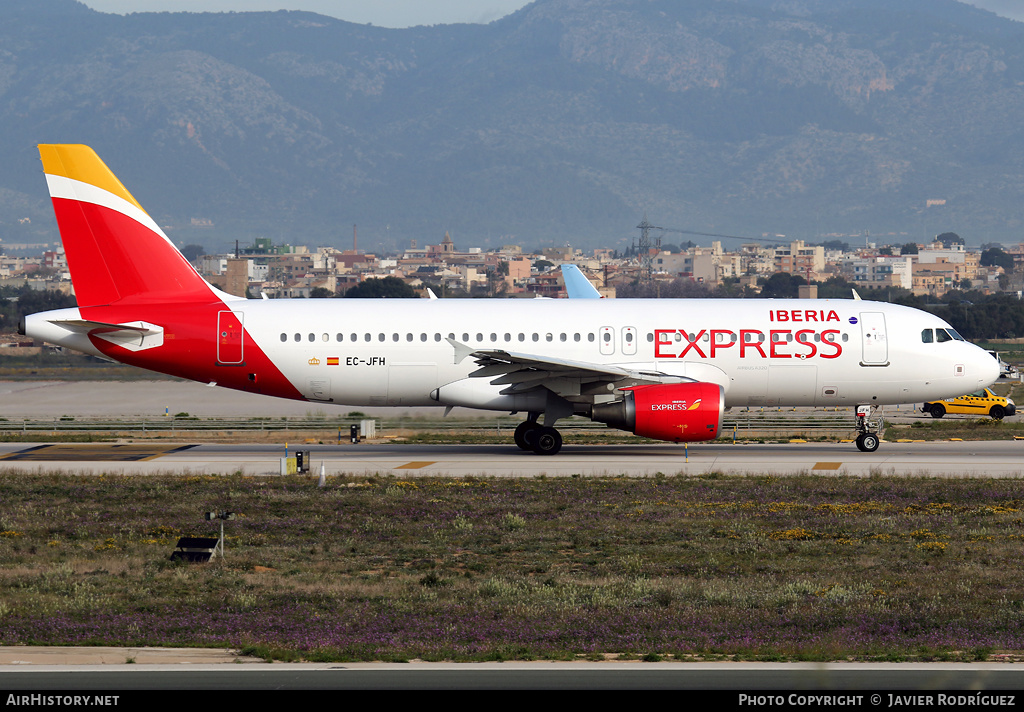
39 144 216 306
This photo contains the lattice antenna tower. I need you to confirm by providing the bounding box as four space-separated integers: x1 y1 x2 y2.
635 213 662 283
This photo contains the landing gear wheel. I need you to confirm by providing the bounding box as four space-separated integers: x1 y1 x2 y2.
854 404 882 453
856 433 879 452
514 421 540 450
531 426 562 456
930 404 945 419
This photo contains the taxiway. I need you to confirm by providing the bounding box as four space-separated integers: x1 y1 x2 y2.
0 440 1019 477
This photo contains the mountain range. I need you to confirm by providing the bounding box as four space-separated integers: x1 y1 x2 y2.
1 0 1022 252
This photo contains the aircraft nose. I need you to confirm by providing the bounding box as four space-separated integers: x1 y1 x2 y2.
974 348 1000 387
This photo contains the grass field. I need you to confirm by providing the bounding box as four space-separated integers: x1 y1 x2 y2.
1 472 1023 662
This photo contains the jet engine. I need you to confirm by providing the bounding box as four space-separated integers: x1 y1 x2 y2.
590 382 724 442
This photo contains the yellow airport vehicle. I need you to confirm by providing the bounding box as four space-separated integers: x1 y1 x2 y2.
922 388 1016 420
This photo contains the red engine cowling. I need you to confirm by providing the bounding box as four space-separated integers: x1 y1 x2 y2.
591 382 724 442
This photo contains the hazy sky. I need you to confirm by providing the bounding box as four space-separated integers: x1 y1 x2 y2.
78 1 1024 28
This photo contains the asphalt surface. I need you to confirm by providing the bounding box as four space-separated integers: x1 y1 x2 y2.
0 440 1019 477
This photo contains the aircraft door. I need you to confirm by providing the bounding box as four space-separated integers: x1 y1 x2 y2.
217 311 244 365
621 327 637 355
599 326 615 355
859 312 888 366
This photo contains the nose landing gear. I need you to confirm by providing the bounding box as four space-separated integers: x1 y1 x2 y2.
854 405 881 452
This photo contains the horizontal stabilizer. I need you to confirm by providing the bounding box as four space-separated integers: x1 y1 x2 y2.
50 319 156 334
50 318 164 352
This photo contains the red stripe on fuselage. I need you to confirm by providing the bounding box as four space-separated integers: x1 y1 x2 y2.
79 301 305 402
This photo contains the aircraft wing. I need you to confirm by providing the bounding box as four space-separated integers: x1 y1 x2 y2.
467 348 691 396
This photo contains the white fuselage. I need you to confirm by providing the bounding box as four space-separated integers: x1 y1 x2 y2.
222 297 997 409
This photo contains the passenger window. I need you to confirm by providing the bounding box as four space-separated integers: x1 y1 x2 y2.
393 333 399 342
376 333 382 342
646 333 653 342
921 329 934 343
575 333 582 342
518 333 525 342
462 333 469 342
533 333 539 342
294 333 300 342
603 333 611 343
546 333 553 342
476 333 483 342
490 333 497 342
280 333 287 342
322 334 329 342
420 333 427 342
406 333 413 342
434 334 441 342
308 333 315 342
841 333 848 342
560 333 567 342
504 333 511 342
588 333 595 342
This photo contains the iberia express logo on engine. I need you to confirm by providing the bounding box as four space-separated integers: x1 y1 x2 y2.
651 399 702 411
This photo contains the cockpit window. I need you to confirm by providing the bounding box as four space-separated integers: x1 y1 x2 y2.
936 328 952 343
947 328 966 341
921 329 933 343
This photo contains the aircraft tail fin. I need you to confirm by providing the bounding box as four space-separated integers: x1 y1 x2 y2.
560 264 602 299
38 144 217 306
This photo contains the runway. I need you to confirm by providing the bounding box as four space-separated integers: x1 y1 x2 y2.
0 440 1021 477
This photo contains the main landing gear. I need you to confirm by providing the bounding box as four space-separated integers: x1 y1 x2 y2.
854 404 880 452
514 419 562 456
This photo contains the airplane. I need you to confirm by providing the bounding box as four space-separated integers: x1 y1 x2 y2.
22 145 999 455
